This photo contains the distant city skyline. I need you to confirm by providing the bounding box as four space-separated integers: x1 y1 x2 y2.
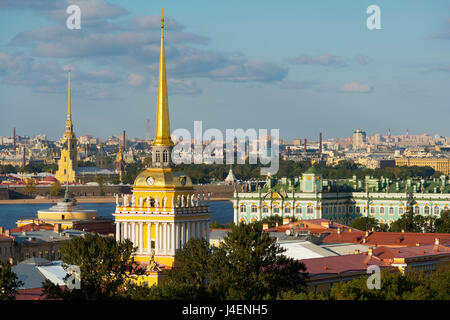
0 0 449 140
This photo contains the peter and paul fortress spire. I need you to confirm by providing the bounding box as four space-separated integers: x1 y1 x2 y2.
55 65 78 183
113 9 211 286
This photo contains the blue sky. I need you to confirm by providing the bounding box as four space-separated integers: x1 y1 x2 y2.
0 0 449 141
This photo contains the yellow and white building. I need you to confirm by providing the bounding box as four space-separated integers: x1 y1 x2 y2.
112 10 211 285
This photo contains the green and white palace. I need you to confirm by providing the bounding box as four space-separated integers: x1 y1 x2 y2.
232 166 450 226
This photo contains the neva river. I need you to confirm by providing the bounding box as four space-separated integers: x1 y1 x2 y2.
0 200 234 230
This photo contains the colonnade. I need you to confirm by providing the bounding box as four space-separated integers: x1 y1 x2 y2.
115 220 210 255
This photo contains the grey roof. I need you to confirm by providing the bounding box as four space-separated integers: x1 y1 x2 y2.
11 230 87 244
76 166 115 175
12 259 67 289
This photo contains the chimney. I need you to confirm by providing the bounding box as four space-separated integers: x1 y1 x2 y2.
304 138 307 152
54 224 61 233
122 130 126 150
283 218 290 225
368 247 373 256
354 249 360 254
319 132 322 154
13 127 16 151
435 238 440 246
262 223 269 230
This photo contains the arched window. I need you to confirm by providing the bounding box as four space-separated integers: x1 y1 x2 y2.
240 205 246 213
414 206 420 214
399 207 404 215
262 206 269 213
389 207 394 215
155 150 161 163
307 206 313 214
356 206 361 214
251 205 258 213
296 207 302 214
285 207 291 214
163 150 168 163
273 207 280 214
380 207 385 215
424 206 430 215
434 206 440 216
370 207 375 215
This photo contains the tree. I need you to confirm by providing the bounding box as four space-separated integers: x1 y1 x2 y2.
95 176 105 196
208 223 308 299
350 216 379 231
50 180 62 197
42 234 145 300
0 261 23 300
24 178 36 196
389 209 425 232
435 209 450 233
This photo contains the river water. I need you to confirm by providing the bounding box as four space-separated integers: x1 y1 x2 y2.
0 201 234 230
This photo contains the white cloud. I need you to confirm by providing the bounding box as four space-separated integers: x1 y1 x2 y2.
290 54 348 67
340 82 373 93
127 73 145 86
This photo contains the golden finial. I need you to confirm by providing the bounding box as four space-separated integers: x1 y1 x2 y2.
161 7 164 29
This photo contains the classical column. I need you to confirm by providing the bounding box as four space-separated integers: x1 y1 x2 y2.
174 223 178 250
115 222 120 242
147 222 151 253
186 222 190 243
181 223 186 248
123 222 128 240
171 223 175 254
130 222 135 246
163 223 167 254
155 222 159 255
139 222 143 254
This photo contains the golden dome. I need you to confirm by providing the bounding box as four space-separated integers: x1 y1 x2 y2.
133 168 193 190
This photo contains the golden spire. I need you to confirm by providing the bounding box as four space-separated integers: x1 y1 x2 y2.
66 65 73 132
152 7 174 147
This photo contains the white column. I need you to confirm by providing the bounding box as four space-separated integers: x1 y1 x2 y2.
163 223 167 254
181 223 185 248
131 222 136 247
123 222 128 240
186 222 190 243
171 223 175 254
206 221 210 241
139 222 143 253
115 222 120 242
155 222 159 254
147 222 151 253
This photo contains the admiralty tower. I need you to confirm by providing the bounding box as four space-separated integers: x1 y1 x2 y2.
113 9 211 269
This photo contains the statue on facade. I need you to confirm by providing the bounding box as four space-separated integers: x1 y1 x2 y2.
146 250 161 272
139 196 143 208
181 195 184 207
191 194 195 207
163 196 167 209
146 195 151 208
115 193 119 206
123 194 129 207
131 194 136 207
171 195 175 208
155 195 159 208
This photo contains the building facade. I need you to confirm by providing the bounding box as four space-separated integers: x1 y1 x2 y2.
232 168 450 226
396 157 450 175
